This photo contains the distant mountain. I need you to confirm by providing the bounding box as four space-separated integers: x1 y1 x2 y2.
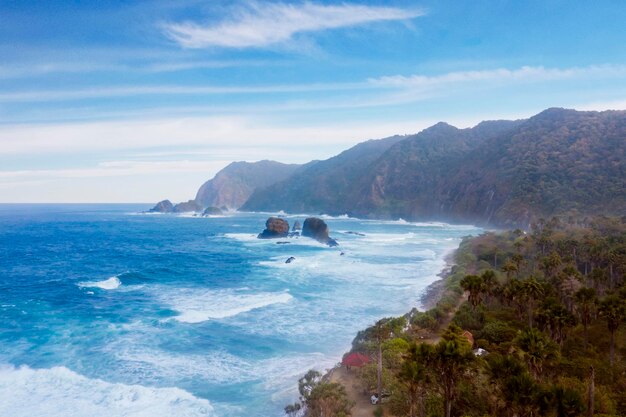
241 108 626 227
240 135 407 213
194 160 302 209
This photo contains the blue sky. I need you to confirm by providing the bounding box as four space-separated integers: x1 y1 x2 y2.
1 0 625 203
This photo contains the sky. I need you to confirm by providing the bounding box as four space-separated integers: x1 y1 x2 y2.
1 0 625 203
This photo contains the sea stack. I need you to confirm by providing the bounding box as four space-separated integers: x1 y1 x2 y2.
149 200 174 213
202 206 223 216
302 217 338 246
258 217 290 239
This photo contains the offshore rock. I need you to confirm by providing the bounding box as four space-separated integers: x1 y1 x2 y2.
292 221 302 231
285 256 296 264
173 200 203 213
302 217 339 246
149 200 174 213
258 217 290 239
203 206 223 216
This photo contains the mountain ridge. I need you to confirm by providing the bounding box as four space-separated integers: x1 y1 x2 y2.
242 108 626 227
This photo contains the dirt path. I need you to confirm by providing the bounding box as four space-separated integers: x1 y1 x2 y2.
329 366 376 417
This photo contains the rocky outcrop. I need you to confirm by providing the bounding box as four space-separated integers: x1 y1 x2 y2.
257 217 290 239
285 257 296 264
149 200 174 213
173 200 203 213
302 217 339 246
203 206 223 216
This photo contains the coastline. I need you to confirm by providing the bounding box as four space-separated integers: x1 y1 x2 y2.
419 250 457 311
312 245 464 415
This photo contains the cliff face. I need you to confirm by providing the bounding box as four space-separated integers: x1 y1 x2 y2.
241 108 626 227
194 160 302 209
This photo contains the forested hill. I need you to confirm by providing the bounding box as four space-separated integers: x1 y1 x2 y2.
241 108 626 228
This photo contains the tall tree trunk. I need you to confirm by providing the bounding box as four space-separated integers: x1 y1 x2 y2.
610 331 615 366
445 397 452 417
377 337 382 398
588 366 595 417
583 322 588 350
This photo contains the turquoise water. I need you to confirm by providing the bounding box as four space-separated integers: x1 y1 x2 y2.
0 204 480 416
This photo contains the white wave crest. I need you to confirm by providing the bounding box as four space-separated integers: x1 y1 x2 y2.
163 289 294 323
0 364 214 417
78 276 122 290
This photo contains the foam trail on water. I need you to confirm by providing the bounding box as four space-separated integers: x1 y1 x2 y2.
0 364 214 417
160 288 294 323
78 276 122 290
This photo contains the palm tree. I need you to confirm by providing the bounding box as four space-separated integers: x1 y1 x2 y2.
460 274 485 311
512 253 525 277
541 251 562 281
514 327 559 380
537 301 576 346
481 270 499 305
485 354 527 416
432 328 475 417
552 385 585 417
573 287 597 348
400 343 430 417
521 277 544 328
502 260 518 281
598 296 625 366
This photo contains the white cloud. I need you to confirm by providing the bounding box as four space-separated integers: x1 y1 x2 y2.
164 2 424 48
0 82 362 103
0 115 431 156
369 64 626 89
2 64 624 106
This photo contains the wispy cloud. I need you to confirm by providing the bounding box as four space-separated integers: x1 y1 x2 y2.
2 64 624 107
0 59 281 79
369 65 626 88
163 2 424 48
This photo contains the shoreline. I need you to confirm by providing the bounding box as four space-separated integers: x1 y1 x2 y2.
419 250 457 311
318 244 461 378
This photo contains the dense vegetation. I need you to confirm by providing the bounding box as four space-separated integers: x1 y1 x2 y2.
293 216 626 416
243 108 626 228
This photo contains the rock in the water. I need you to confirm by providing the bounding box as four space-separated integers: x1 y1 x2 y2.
173 200 203 213
292 221 302 231
203 206 223 216
276 241 291 245
285 256 296 264
344 231 365 237
258 217 290 239
302 217 339 246
149 200 174 213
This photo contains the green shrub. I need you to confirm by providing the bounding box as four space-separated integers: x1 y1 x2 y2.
478 320 516 344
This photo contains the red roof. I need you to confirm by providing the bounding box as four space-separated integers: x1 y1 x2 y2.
342 352 371 367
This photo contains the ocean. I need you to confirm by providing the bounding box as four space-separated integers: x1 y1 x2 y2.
0 204 481 417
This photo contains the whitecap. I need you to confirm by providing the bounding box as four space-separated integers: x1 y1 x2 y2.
78 276 122 290
157 288 294 323
0 364 214 417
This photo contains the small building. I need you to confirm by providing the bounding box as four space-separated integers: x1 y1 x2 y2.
462 330 474 347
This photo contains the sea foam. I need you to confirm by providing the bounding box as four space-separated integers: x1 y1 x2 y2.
162 288 294 323
0 364 214 417
78 276 122 290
